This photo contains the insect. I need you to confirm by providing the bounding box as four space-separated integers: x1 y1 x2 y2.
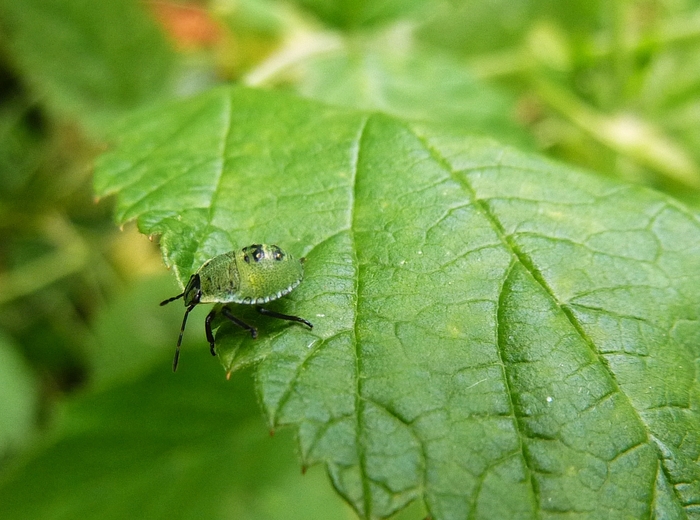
160 244 312 371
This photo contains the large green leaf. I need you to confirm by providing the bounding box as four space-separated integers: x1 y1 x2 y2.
87 86 700 519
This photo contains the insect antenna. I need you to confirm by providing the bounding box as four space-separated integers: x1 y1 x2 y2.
173 304 196 372
160 292 184 306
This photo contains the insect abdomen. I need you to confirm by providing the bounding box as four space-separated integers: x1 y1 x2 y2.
232 245 303 304
196 245 303 305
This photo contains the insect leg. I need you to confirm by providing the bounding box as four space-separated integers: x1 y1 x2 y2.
256 306 313 329
205 308 218 356
173 304 196 372
221 306 258 339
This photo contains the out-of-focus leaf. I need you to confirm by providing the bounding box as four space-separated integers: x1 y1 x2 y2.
0 359 354 519
0 95 45 197
215 0 285 36
280 37 531 147
416 0 603 55
641 43 700 203
91 274 187 386
0 332 38 458
288 0 424 29
92 86 700 519
0 0 176 133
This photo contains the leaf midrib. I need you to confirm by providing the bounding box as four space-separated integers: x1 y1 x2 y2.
350 114 372 518
208 93 233 229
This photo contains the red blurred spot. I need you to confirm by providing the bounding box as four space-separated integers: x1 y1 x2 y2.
149 1 222 49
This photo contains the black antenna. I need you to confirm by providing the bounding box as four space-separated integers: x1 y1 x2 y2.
160 293 184 306
172 304 195 372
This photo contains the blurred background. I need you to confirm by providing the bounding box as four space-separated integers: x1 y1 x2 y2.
0 0 699 518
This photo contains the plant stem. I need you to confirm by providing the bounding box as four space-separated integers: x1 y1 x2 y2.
532 77 700 188
0 215 89 305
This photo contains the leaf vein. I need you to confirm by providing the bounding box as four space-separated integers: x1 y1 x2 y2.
351 114 371 519
207 93 234 227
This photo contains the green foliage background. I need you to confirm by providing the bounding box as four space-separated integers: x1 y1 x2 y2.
0 1 699 519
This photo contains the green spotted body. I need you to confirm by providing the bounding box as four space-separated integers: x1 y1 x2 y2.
161 244 312 371
195 245 303 305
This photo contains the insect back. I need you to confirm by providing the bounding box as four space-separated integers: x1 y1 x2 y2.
230 244 304 304
160 244 312 371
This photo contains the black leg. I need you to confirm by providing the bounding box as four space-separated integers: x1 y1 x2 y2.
256 306 313 329
205 308 218 356
173 304 195 372
221 306 258 339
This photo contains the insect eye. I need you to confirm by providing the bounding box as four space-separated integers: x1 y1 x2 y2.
272 246 284 261
252 246 264 262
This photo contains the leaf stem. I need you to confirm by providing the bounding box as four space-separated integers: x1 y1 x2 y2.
243 31 343 87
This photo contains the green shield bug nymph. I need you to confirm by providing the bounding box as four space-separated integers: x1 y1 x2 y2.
160 244 312 371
